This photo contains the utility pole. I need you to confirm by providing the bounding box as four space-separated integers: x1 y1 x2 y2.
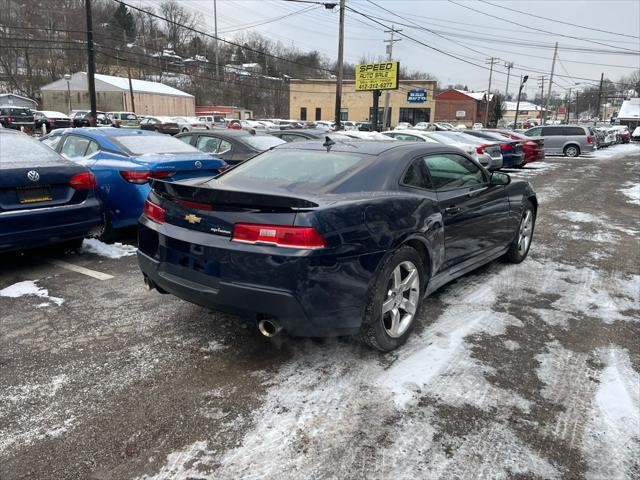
543 41 558 124
575 90 580 121
513 75 528 130
596 72 604 124
334 0 345 129
504 61 514 99
85 0 97 126
123 31 135 113
565 88 572 124
382 25 401 129
213 0 219 80
538 76 545 122
484 57 498 127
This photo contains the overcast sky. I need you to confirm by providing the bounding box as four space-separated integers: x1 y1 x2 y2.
175 0 640 97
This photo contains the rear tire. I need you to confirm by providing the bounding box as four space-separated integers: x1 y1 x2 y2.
504 200 535 263
96 211 116 243
564 144 580 157
360 246 424 352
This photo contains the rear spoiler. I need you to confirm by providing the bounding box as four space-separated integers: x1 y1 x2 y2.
151 179 319 210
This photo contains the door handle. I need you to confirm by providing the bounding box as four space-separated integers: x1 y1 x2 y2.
445 206 462 215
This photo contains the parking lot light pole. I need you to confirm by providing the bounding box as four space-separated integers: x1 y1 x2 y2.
64 73 72 113
334 0 345 130
513 75 528 131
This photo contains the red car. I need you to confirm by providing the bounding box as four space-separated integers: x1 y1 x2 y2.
485 129 545 164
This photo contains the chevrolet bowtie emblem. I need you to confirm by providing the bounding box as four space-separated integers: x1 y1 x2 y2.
184 214 202 224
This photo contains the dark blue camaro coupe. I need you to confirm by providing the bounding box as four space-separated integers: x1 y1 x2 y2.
137 140 537 351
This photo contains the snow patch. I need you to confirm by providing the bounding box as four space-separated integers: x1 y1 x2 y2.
590 142 640 160
200 340 226 353
0 280 64 306
618 182 640 206
583 348 640 480
137 441 217 479
81 238 137 259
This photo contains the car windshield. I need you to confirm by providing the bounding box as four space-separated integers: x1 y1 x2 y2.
3 107 32 115
217 149 367 192
109 135 201 155
1 133 62 163
122 113 137 120
242 135 286 150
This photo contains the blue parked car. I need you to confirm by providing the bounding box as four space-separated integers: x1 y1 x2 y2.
0 129 103 253
40 128 227 239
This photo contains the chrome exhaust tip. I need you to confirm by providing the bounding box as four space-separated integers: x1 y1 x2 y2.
143 276 154 291
257 319 282 338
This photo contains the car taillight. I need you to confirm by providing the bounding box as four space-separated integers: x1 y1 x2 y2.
69 172 97 190
587 136 593 143
232 224 327 249
476 144 487 154
177 200 213 211
500 144 513 151
120 170 175 184
5 116 13 124
143 199 165 223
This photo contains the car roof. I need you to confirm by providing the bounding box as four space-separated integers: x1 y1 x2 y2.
275 139 449 156
186 129 252 138
49 127 160 138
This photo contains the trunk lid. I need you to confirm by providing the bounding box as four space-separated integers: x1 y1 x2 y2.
133 153 226 179
150 179 319 237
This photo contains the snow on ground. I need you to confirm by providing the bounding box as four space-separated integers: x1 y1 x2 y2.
589 142 640 160
143 251 640 479
506 161 560 179
137 441 217 480
555 211 638 237
618 182 640 206
81 238 137 259
582 348 640 480
0 280 64 306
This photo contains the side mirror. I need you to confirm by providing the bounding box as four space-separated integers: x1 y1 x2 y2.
490 171 510 185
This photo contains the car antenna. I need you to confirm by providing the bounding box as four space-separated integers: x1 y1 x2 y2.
323 136 335 151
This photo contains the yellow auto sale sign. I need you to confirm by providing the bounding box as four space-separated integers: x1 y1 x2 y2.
355 61 399 91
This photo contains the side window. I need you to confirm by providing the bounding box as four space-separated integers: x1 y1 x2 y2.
525 127 542 137
281 134 306 143
60 136 91 158
402 158 431 189
42 135 62 150
564 127 585 136
542 126 562 136
85 140 100 157
217 140 232 155
395 134 423 142
424 153 484 191
178 134 194 145
196 136 221 153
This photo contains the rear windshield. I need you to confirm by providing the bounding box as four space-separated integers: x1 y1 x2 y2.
0 132 63 163
121 113 138 120
217 149 367 192
109 135 201 155
428 131 485 145
242 135 286 151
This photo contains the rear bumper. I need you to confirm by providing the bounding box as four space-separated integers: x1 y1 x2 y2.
0 198 103 252
136 220 380 337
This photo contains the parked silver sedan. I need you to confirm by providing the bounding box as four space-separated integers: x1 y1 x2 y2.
383 129 503 170
171 116 210 133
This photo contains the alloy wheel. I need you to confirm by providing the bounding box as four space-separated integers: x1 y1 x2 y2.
566 146 578 157
382 261 420 338
518 210 533 256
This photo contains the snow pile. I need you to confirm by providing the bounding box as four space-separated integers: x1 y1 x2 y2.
582 348 640 480
81 238 137 259
0 280 64 306
618 182 640 206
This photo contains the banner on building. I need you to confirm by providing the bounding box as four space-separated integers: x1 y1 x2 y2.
355 61 399 91
407 89 426 103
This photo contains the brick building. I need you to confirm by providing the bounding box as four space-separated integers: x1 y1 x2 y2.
434 89 495 127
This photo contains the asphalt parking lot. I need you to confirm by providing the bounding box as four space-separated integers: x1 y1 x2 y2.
1 144 639 480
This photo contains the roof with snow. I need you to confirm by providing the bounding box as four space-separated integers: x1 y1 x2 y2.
504 101 546 112
455 89 494 102
40 72 193 98
617 98 640 120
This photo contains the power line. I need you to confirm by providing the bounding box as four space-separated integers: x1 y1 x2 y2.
447 0 640 53
478 0 640 40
